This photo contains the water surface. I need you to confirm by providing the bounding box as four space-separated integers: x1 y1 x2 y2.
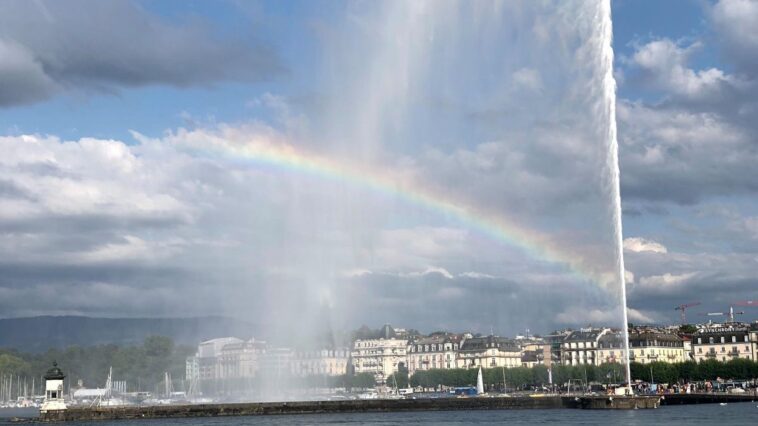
2 403 757 425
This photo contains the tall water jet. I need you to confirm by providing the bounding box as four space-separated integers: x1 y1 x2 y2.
598 0 632 387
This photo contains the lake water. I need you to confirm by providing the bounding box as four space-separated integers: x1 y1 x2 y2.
1 403 756 425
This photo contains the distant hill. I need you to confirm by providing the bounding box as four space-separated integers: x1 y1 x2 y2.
0 316 260 353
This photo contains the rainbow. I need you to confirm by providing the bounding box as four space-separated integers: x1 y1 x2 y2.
181 136 604 285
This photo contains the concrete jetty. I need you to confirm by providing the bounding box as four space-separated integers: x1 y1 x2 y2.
38 395 665 422
36 393 758 422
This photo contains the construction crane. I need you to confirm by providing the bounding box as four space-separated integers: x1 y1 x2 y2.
734 300 758 308
674 302 700 323
700 306 745 323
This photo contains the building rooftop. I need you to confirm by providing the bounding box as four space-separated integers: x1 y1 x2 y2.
459 335 520 352
564 329 607 342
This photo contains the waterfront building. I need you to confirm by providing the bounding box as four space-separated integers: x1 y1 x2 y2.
218 338 267 379
597 332 626 365
681 335 694 361
597 328 686 365
692 323 755 363
516 337 552 368
407 333 462 374
628 329 686 364
186 337 268 381
561 328 610 366
290 348 350 377
456 335 521 369
520 350 541 368
352 325 408 384
542 331 570 368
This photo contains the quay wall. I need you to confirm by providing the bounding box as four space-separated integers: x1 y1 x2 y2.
39 396 663 422
661 393 756 405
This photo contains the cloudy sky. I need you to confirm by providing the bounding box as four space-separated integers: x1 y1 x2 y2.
0 0 756 338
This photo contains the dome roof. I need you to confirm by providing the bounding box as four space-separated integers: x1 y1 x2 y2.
44 361 66 380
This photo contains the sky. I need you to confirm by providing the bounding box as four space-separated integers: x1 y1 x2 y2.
0 0 756 338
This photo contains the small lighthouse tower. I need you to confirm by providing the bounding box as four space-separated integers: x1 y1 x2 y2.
41 361 67 413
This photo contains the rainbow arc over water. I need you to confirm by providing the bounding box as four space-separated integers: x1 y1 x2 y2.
184 136 605 286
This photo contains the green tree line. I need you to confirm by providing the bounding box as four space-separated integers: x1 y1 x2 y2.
0 336 193 394
387 359 758 391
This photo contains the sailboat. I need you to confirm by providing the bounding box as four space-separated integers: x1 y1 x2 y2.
98 367 130 407
476 367 485 395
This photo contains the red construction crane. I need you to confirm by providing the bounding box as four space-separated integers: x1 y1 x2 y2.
675 302 701 323
734 300 758 307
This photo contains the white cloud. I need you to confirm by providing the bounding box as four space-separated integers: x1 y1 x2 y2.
625 38 742 100
404 267 454 280
711 0 758 71
69 235 185 264
512 68 543 91
617 100 757 203
623 237 667 254
459 271 497 280
638 272 697 289
555 306 657 325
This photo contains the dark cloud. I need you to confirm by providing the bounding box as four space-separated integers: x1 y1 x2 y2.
0 0 283 107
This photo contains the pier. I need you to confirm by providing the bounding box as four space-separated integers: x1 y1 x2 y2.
36 395 671 422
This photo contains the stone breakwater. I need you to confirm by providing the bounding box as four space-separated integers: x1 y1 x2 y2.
38 395 671 422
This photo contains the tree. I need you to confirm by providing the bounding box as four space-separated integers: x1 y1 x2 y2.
144 336 174 358
0 353 31 375
388 362 410 388
349 373 375 389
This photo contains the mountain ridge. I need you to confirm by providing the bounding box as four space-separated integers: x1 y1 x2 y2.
0 315 260 353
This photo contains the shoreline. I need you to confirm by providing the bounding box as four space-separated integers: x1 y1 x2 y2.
33 393 757 422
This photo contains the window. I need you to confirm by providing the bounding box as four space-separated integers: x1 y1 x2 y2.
731 336 736 343
697 338 702 344
721 347 725 353
709 337 714 344
720 336 725 344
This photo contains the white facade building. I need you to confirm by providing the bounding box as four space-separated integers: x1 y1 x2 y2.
561 328 610 366
290 348 350 377
456 335 521 369
407 334 462 374
692 323 756 363
352 338 408 384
